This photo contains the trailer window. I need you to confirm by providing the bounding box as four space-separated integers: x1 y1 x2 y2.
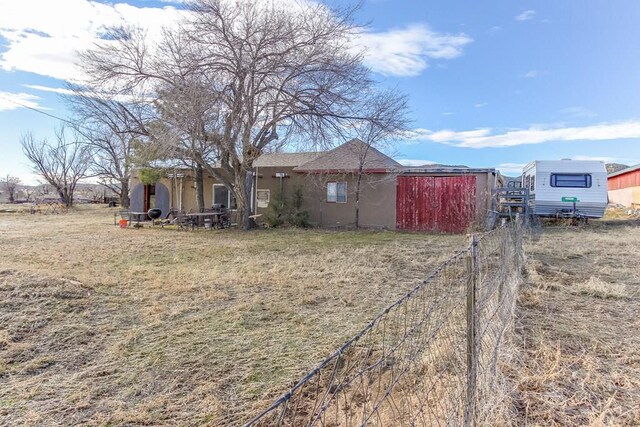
550 174 591 188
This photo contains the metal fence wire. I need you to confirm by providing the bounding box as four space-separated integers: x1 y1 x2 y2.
245 221 524 427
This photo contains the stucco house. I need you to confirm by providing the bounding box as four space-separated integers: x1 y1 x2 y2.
129 139 502 232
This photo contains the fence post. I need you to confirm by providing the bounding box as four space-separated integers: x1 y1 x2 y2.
514 213 522 273
464 233 479 427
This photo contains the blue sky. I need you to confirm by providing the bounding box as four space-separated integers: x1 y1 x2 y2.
1 0 640 183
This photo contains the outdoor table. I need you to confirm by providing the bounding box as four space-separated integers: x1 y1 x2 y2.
125 211 148 225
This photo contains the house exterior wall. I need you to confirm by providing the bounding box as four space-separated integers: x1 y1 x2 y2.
129 172 220 214
608 168 640 208
129 167 496 231
254 167 397 229
608 187 640 208
608 168 640 191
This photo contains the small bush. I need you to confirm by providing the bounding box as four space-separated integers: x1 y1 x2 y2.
265 186 310 228
288 186 309 228
265 190 287 227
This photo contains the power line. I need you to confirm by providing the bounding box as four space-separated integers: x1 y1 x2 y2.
0 94 78 126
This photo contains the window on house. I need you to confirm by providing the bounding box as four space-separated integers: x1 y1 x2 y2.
327 182 347 203
530 176 535 191
213 184 237 209
550 173 592 188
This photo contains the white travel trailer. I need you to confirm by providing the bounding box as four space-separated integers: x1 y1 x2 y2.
521 160 608 218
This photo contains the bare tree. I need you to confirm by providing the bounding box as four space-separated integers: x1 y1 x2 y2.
1 175 21 203
21 187 36 202
21 128 92 207
65 85 156 209
152 75 224 212
347 90 409 228
80 0 408 228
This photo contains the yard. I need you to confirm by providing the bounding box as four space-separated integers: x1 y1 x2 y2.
1 206 638 426
511 214 640 426
0 205 464 426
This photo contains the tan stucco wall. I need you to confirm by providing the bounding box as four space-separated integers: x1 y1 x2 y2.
254 167 397 229
130 171 222 212
130 168 497 230
608 187 640 208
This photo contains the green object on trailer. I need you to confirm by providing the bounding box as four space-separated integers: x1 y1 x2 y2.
561 196 579 202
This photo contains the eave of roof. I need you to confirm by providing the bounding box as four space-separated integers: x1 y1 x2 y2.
607 163 640 178
400 167 497 174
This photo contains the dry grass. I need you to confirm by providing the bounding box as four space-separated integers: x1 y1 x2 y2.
0 204 465 426
509 213 640 426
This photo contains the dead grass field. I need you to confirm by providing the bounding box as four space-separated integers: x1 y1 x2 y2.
0 205 465 426
510 212 640 426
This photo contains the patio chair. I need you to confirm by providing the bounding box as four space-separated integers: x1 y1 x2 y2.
176 212 196 230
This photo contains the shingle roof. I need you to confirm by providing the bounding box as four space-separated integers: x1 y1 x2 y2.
293 139 401 172
253 152 323 167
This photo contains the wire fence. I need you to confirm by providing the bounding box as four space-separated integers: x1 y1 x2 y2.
245 221 524 427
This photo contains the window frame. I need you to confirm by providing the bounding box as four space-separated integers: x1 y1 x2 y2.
213 184 237 209
550 173 592 188
326 181 347 203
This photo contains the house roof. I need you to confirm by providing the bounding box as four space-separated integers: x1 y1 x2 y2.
253 152 323 168
400 167 497 174
293 139 401 173
607 163 640 178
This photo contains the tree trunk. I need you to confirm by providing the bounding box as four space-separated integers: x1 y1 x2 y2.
355 172 363 228
120 179 130 208
243 170 254 229
195 163 205 212
233 168 254 230
59 186 73 207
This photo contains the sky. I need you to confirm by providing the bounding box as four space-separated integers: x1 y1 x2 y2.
1 0 640 183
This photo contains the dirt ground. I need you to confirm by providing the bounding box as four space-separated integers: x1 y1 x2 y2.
510 214 640 426
0 205 465 426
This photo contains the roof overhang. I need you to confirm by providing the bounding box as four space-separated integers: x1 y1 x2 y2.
608 164 640 178
399 167 496 175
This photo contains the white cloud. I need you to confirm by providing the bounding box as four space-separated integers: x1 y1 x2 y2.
0 2 471 82
0 0 185 82
496 163 526 175
403 121 640 148
523 70 538 78
442 112 454 116
559 106 597 119
474 102 488 108
0 91 47 111
515 10 536 21
397 159 436 166
356 25 472 77
23 85 76 96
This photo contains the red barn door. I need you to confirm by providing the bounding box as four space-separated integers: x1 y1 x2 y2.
396 176 477 233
